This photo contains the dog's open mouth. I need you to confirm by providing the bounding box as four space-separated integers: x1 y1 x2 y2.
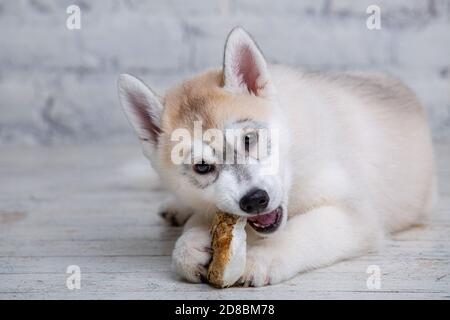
247 206 282 233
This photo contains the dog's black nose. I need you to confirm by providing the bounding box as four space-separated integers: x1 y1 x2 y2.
239 189 270 214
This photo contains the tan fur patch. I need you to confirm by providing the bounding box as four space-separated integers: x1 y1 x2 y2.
159 69 273 168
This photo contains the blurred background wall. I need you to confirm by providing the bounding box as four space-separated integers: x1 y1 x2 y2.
0 0 449 145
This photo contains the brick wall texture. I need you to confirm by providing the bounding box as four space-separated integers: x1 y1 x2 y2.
0 0 449 144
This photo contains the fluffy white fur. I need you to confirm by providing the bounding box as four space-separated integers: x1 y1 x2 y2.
118 27 436 287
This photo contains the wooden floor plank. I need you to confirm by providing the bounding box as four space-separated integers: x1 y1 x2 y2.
0 142 449 299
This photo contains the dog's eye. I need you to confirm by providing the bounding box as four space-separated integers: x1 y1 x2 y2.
193 161 215 175
244 132 257 151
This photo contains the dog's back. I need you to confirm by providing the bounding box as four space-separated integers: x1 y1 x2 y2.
271 65 436 233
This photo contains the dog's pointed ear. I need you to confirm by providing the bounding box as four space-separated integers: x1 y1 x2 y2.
117 74 162 145
222 27 274 97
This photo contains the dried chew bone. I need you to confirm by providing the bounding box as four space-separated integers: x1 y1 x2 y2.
207 211 247 288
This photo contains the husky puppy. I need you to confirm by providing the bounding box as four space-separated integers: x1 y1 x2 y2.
117 27 436 286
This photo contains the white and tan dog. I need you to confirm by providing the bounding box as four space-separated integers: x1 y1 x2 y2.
117 27 436 287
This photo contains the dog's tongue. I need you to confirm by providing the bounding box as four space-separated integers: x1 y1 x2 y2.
247 210 277 226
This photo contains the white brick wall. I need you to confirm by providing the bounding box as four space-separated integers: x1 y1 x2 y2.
0 0 449 144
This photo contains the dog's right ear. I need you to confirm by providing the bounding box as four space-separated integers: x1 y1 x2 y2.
222 27 274 98
117 74 162 145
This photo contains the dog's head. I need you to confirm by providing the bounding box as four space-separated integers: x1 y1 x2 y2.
118 28 291 235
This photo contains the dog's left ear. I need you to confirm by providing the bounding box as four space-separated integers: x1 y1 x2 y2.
223 27 274 97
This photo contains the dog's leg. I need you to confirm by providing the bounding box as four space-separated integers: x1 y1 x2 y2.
172 213 212 283
158 197 194 227
240 205 379 287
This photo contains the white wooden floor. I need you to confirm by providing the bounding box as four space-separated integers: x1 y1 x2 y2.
0 142 449 300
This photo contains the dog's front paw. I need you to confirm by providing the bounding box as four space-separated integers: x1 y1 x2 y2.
159 201 193 227
239 247 287 287
172 227 212 283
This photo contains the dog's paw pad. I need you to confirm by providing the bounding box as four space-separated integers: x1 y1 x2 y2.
159 210 181 226
158 207 192 227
